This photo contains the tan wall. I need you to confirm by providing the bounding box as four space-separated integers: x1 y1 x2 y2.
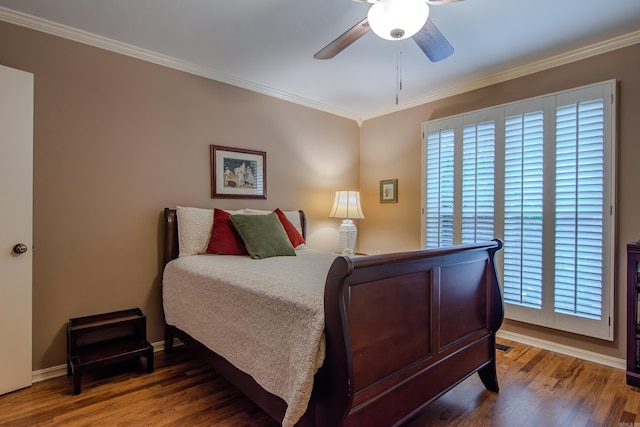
359 43 640 360
0 21 360 370
1 16 637 371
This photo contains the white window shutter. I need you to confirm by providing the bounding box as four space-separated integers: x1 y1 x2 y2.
462 121 495 243
503 112 544 309
422 80 615 340
425 129 455 248
554 99 605 320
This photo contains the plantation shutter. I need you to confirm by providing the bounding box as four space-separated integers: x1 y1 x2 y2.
462 121 496 243
425 128 455 248
503 111 544 309
422 80 614 340
554 99 605 320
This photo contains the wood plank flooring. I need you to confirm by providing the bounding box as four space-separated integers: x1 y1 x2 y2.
0 339 637 426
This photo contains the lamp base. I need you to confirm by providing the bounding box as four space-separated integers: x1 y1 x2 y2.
338 219 357 256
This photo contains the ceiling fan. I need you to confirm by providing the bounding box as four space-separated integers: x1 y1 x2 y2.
314 0 462 62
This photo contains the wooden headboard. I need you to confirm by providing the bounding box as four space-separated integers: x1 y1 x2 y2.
162 208 307 266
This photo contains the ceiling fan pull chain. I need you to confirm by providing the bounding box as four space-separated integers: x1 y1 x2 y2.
395 42 403 105
399 46 403 92
395 43 399 104
394 39 405 105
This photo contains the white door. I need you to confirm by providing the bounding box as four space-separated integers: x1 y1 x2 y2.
0 64 33 395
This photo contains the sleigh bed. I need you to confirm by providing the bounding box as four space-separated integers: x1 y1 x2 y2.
162 207 504 427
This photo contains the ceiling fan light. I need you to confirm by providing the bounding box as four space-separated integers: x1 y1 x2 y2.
367 0 430 41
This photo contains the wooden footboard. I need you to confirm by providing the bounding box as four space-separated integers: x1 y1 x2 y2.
316 240 504 426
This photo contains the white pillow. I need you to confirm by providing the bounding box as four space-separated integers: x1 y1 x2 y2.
176 206 213 257
176 207 246 257
243 208 271 215
244 208 306 249
225 209 246 215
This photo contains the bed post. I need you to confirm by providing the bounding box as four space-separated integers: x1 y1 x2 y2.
162 208 179 354
487 238 505 332
477 238 504 392
318 255 354 426
163 208 179 264
164 325 175 354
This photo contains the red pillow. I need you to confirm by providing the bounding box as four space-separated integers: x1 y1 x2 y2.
206 209 248 255
274 208 305 248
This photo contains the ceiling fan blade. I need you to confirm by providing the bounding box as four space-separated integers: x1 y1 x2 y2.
314 17 371 60
412 18 454 62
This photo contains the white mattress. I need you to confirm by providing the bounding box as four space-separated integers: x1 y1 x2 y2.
162 249 338 427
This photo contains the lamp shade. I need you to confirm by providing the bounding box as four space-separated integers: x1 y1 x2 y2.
329 191 365 220
367 0 430 41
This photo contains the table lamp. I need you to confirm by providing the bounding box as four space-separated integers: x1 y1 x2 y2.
329 190 365 256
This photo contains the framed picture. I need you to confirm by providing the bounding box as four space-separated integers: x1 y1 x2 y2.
380 179 398 203
210 145 266 199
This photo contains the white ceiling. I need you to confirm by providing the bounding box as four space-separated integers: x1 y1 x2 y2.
1 0 640 121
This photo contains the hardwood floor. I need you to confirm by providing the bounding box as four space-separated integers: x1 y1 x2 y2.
0 339 637 426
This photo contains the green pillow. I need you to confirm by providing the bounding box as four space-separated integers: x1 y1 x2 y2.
230 212 296 259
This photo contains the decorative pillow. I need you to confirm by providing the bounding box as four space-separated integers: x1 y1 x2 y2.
224 209 246 216
176 206 214 257
230 212 296 259
274 208 306 248
283 211 304 236
244 208 301 232
245 208 306 249
206 209 248 255
243 209 271 215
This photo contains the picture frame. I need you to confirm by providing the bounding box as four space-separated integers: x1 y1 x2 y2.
210 145 267 199
380 179 398 203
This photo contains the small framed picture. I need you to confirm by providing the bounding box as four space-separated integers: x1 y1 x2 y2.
211 145 266 199
380 179 398 203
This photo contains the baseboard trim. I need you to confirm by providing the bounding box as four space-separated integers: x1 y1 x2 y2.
32 339 180 383
497 330 625 370
33 333 625 383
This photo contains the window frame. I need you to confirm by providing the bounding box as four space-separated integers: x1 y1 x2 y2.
421 80 616 340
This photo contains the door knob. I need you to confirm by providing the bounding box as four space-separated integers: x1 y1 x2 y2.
13 243 28 254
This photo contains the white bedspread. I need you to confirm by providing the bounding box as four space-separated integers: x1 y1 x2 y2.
162 249 338 427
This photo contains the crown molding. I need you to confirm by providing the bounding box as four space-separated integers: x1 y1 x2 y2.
361 30 640 121
0 7 361 122
1 6 637 124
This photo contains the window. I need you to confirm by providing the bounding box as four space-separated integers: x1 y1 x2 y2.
462 120 495 243
421 81 615 340
503 110 544 310
425 128 454 248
